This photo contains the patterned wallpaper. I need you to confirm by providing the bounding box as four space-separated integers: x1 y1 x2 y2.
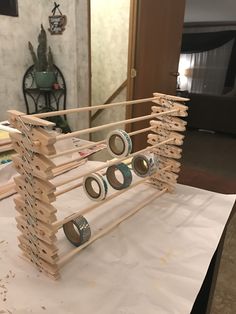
91 0 130 154
0 0 90 131
91 0 130 106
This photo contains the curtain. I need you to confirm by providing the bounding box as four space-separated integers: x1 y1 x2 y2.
179 40 234 94
181 31 236 53
179 30 236 94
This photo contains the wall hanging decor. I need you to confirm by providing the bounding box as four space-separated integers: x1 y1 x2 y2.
0 0 18 17
28 25 55 89
48 2 66 35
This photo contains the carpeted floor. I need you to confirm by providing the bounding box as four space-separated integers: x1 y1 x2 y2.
179 129 236 314
181 130 236 183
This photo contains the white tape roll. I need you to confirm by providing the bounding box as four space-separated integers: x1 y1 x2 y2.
106 129 132 158
132 152 158 177
83 173 108 201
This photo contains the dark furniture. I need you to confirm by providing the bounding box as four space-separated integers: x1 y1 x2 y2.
22 65 70 133
186 93 236 135
23 65 66 114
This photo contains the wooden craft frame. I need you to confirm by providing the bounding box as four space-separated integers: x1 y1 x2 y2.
8 92 189 279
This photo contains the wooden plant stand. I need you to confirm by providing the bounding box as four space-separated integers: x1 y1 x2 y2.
8 92 189 279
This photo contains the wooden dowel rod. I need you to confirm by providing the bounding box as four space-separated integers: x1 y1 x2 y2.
51 140 105 159
0 182 16 200
51 125 155 171
52 159 87 177
55 160 132 197
55 109 178 141
55 177 148 229
49 125 155 160
55 181 83 197
31 96 160 119
52 156 86 171
129 125 154 137
153 92 189 102
54 138 174 188
58 188 167 268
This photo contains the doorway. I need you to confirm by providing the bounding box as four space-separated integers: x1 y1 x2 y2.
89 0 186 156
90 0 131 160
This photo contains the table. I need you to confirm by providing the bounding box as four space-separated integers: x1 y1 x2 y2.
178 166 236 313
0 163 235 314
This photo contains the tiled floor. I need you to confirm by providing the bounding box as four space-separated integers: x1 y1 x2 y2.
181 130 236 314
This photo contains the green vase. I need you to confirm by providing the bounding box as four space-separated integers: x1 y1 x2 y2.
35 71 56 89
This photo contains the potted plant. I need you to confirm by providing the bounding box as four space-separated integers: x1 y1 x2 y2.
28 24 56 89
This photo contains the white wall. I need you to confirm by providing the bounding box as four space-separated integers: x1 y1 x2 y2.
185 0 236 22
0 0 90 131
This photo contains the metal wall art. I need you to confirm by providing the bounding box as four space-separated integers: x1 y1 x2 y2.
48 2 66 35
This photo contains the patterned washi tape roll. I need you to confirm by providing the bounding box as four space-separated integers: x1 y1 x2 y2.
106 129 132 158
63 215 91 247
106 163 132 190
132 152 158 177
83 172 108 201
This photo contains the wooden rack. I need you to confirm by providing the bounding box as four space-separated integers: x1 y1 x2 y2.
8 92 189 279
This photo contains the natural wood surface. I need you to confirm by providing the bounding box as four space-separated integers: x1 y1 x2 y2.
126 0 138 133
54 176 149 229
49 126 155 159
8 91 187 279
31 96 160 119
54 167 170 231
53 159 87 177
58 188 167 268
56 109 178 141
0 182 15 200
129 0 186 151
54 138 174 188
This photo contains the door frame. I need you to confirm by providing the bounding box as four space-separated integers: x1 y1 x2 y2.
126 0 138 132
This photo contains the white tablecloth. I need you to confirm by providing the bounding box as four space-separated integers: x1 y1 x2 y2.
0 163 235 314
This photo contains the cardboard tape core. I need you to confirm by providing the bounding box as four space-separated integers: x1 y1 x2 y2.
107 129 132 158
132 153 158 177
106 163 132 190
63 216 91 247
83 173 108 201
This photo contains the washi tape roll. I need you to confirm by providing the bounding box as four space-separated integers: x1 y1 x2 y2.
63 216 91 247
106 129 132 158
106 163 132 190
132 152 158 177
83 173 108 201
